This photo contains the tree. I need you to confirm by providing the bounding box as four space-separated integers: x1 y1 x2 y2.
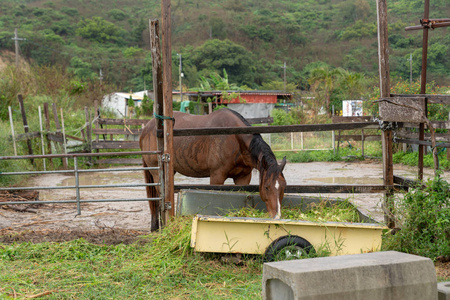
190 39 257 87
68 57 96 80
337 70 368 100
195 69 241 91
76 17 123 44
260 81 297 94
308 66 345 115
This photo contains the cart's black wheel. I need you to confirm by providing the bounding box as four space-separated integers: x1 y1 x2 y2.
264 235 315 262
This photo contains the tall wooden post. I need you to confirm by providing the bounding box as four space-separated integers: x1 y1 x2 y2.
43 103 54 167
161 0 175 217
377 0 395 228
150 19 167 227
418 0 430 180
52 102 67 169
18 94 34 164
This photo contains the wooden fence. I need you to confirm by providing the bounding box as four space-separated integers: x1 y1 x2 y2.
10 96 89 169
90 106 274 165
332 116 381 156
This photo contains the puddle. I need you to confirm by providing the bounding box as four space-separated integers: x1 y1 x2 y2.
309 176 383 184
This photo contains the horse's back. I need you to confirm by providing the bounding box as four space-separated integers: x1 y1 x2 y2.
173 109 247 128
140 109 253 179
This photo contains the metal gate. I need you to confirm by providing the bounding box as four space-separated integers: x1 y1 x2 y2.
0 151 164 220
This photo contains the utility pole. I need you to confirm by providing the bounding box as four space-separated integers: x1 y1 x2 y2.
282 61 287 92
408 53 412 86
99 68 103 85
12 28 26 69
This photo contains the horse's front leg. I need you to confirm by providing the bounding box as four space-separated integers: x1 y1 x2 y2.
233 172 252 185
210 171 227 185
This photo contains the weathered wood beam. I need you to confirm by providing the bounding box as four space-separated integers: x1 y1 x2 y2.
97 118 151 126
336 135 381 142
391 94 450 104
157 122 379 137
91 141 140 149
92 128 143 135
174 184 407 193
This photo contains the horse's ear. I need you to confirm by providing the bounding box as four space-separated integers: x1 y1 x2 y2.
279 156 287 172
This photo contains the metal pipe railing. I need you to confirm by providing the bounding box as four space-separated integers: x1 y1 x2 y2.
0 151 163 215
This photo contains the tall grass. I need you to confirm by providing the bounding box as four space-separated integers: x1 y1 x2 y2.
0 217 263 299
0 122 31 186
0 64 116 186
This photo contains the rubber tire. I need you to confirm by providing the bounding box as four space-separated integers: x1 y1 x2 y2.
264 235 315 262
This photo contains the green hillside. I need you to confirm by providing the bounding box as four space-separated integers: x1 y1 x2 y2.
0 0 449 92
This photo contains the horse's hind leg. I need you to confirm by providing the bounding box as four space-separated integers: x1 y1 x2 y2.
143 161 160 232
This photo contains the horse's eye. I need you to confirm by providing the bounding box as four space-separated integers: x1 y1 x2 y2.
265 186 269 191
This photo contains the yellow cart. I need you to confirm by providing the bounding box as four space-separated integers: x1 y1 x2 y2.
181 190 387 261
191 216 386 261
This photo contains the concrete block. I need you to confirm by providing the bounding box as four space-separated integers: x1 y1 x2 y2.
438 282 450 300
262 251 437 300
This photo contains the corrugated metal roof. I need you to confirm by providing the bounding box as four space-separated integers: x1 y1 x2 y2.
176 90 292 96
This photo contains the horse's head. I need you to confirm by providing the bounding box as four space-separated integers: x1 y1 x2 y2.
259 156 287 219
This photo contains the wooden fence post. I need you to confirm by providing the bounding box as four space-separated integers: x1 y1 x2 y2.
43 103 54 167
52 102 67 169
150 19 167 227
38 106 46 170
18 94 34 165
8 106 17 156
377 0 395 229
161 0 175 217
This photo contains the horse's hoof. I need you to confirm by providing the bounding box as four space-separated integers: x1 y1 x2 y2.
150 223 160 232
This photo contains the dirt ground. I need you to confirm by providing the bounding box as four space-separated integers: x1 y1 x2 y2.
0 159 445 237
0 160 448 278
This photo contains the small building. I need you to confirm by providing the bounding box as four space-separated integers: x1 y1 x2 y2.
176 90 292 119
103 90 292 119
102 91 153 117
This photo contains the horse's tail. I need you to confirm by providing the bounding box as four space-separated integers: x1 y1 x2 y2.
143 158 160 231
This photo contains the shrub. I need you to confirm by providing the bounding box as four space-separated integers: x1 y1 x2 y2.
383 175 450 260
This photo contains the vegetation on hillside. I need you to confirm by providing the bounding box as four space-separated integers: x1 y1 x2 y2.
0 0 449 93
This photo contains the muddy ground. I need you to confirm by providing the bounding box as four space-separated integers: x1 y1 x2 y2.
0 159 444 239
1 159 448 278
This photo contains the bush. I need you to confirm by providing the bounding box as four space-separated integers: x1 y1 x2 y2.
0 122 31 186
383 175 450 260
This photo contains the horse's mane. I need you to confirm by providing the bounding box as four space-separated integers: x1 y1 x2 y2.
224 108 279 173
224 108 251 126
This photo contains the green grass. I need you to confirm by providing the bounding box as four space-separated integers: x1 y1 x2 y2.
393 150 450 170
225 200 360 223
0 217 263 299
1 203 448 298
274 143 382 163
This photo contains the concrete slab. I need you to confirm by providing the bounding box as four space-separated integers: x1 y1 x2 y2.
438 282 450 300
262 251 437 300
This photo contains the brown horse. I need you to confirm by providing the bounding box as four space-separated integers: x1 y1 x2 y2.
139 108 286 231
